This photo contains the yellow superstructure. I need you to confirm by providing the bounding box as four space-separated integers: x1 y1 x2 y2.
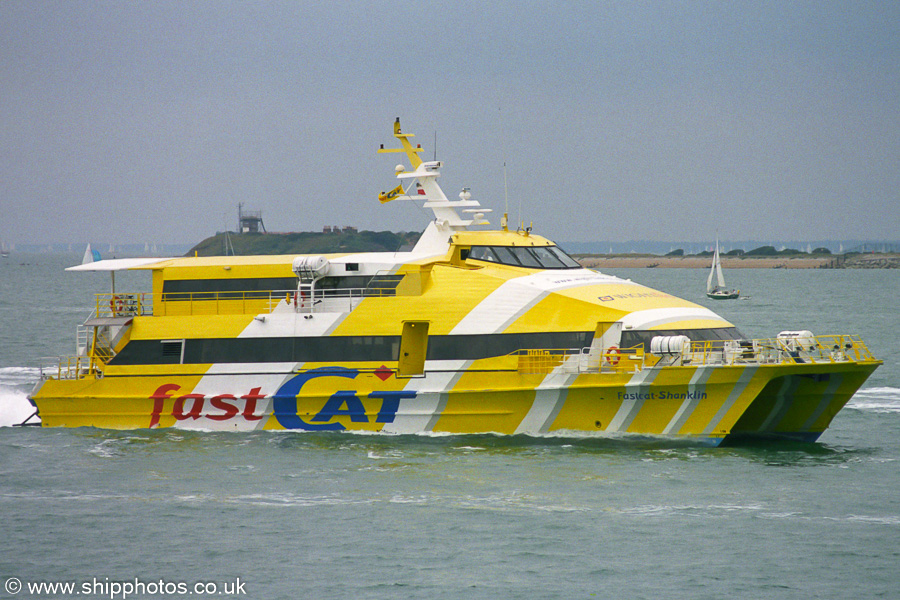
27 120 881 444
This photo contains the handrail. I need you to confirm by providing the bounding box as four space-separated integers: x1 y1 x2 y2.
96 292 152 318
95 285 409 318
512 346 646 374
508 334 878 375
157 290 294 316
38 355 95 380
682 334 877 366
161 287 400 316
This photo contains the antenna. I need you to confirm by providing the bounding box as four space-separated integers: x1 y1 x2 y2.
433 131 437 162
498 107 510 217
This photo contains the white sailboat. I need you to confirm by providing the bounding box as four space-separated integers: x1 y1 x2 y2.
706 239 739 300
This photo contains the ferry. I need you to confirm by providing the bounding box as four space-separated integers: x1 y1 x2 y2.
27 119 881 444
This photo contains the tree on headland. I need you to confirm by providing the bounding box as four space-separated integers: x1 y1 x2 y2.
746 246 779 256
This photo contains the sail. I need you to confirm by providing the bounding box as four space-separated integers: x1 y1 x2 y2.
82 244 101 265
715 246 726 288
707 240 726 292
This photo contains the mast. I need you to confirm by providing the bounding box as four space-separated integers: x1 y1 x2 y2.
377 118 490 232
706 242 718 293
707 238 726 293
715 243 726 288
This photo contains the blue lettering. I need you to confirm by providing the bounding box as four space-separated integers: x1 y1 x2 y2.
312 391 369 423
369 391 416 423
273 367 359 430
273 367 418 430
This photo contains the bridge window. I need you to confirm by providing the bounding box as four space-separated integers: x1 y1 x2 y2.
468 245 581 269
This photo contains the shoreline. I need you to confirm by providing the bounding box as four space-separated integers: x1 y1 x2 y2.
576 254 900 269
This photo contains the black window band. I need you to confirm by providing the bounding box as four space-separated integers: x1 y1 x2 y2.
109 331 594 365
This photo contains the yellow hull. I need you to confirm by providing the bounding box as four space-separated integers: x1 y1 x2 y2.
30 120 882 445
31 359 878 444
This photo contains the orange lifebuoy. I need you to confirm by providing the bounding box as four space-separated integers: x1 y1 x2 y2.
110 295 126 315
606 346 620 366
293 290 308 309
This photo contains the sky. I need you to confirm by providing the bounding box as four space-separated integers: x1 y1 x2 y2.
1 0 898 247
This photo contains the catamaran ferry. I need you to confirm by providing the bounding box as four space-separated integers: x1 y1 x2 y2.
27 119 881 444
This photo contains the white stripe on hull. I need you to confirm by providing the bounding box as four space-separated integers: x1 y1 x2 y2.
801 375 844 431
663 366 715 434
703 366 758 435
759 377 797 432
381 360 470 434
238 312 349 338
515 371 579 434
606 367 662 433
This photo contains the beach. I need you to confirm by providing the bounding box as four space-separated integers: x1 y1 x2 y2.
577 253 900 269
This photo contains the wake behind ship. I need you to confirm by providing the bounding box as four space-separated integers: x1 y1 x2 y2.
27 119 881 444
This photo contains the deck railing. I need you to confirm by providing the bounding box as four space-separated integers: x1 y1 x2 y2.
512 334 877 375
95 293 153 318
96 287 401 317
683 334 877 367
514 346 646 374
47 296 880 384
38 355 94 380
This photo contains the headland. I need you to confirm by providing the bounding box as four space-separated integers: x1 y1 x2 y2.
576 254 900 269
188 231 900 268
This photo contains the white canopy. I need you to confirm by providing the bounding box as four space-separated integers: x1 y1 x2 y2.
66 257 175 272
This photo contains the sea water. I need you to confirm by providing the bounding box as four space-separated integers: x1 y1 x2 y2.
1 254 898 599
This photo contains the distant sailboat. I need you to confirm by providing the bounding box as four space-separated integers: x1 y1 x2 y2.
1 240 9 258
706 239 740 300
82 244 102 265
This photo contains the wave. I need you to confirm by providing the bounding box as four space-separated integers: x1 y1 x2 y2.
618 503 900 525
0 366 41 386
0 367 40 426
0 385 37 427
848 387 900 414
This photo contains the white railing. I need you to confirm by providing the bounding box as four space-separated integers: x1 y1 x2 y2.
282 287 400 314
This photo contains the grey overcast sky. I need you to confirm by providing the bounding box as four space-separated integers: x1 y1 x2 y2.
1 1 898 246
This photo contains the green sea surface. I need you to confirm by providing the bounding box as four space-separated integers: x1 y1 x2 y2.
1 255 898 599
